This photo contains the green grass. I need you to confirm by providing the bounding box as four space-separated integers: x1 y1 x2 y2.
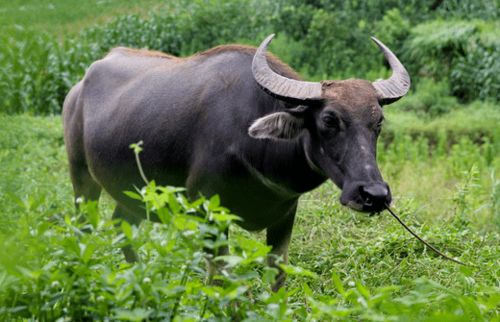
383 101 500 148
1 0 499 318
0 0 169 38
0 113 498 320
0 0 274 115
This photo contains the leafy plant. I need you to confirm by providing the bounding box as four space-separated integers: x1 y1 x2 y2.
1 110 499 321
404 19 500 102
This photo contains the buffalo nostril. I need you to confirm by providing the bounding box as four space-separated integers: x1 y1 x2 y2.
361 184 388 199
360 184 389 209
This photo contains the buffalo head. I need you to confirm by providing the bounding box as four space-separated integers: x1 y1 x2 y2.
249 34 410 213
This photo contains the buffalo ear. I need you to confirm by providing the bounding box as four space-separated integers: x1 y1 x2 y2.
248 112 304 140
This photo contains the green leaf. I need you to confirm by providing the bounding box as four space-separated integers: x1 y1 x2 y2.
172 215 197 231
80 242 95 263
121 221 133 240
215 255 243 267
262 267 278 284
331 272 345 295
114 308 152 321
81 200 99 228
209 194 220 208
129 141 143 154
210 212 242 223
123 190 143 201
279 264 318 279
302 282 313 297
355 281 371 300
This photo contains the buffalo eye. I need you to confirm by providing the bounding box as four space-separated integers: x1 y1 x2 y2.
375 116 384 134
322 114 339 129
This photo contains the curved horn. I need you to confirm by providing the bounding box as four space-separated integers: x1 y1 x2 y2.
252 34 323 100
371 37 411 103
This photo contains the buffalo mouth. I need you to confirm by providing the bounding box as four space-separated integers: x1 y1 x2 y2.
342 198 388 213
344 200 364 211
340 181 391 213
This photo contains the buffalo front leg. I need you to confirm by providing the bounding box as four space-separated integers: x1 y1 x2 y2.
266 203 297 291
185 173 229 284
205 228 229 285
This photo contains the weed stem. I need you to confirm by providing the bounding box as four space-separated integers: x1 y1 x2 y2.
385 204 475 267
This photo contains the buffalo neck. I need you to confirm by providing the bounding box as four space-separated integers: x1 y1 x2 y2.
241 102 327 196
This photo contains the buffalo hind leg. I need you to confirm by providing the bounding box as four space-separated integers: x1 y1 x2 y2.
69 165 102 218
69 165 140 262
112 205 143 263
266 203 297 292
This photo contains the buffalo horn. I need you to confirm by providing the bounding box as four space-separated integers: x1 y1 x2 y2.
371 37 411 103
252 34 323 101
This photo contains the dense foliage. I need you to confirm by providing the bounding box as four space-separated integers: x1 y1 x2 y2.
404 19 499 101
0 0 498 114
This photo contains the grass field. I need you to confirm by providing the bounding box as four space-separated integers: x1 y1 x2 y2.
0 0 499 319
0 0 171 37
0 111 498 320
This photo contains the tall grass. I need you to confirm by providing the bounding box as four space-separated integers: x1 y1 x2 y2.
383 100 500 147
0 0 274 115
0 0 171 38
404 19 500 101
0 32 98 114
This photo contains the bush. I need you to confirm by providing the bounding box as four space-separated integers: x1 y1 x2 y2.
0 33 62 114
290 7 411 79
451 43 500 102
404 19 500 102
0 0 276 115
0 164 291 320
80 0 275 56
383 100 500 148
0 31 102 115
0 1 498 115
393 78 457 117
1 163 499 320
435 0 499 20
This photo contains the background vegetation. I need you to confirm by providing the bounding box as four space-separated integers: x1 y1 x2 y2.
0 0 498 320
1 0 499 115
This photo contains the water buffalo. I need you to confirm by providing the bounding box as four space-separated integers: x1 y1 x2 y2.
63 34 410 290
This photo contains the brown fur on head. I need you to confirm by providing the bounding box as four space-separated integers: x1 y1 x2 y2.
320 79 381 121
321 79 378 104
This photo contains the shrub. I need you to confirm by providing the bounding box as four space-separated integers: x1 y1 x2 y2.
404 19 500 102
0 180 282 320
0 0 276 115
393 78 457 117
0 33 62 114
435 0 499 20
0 31 102 115
1 1 498 115
1 180 499 320
451 42 500 102
382 100 500 148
